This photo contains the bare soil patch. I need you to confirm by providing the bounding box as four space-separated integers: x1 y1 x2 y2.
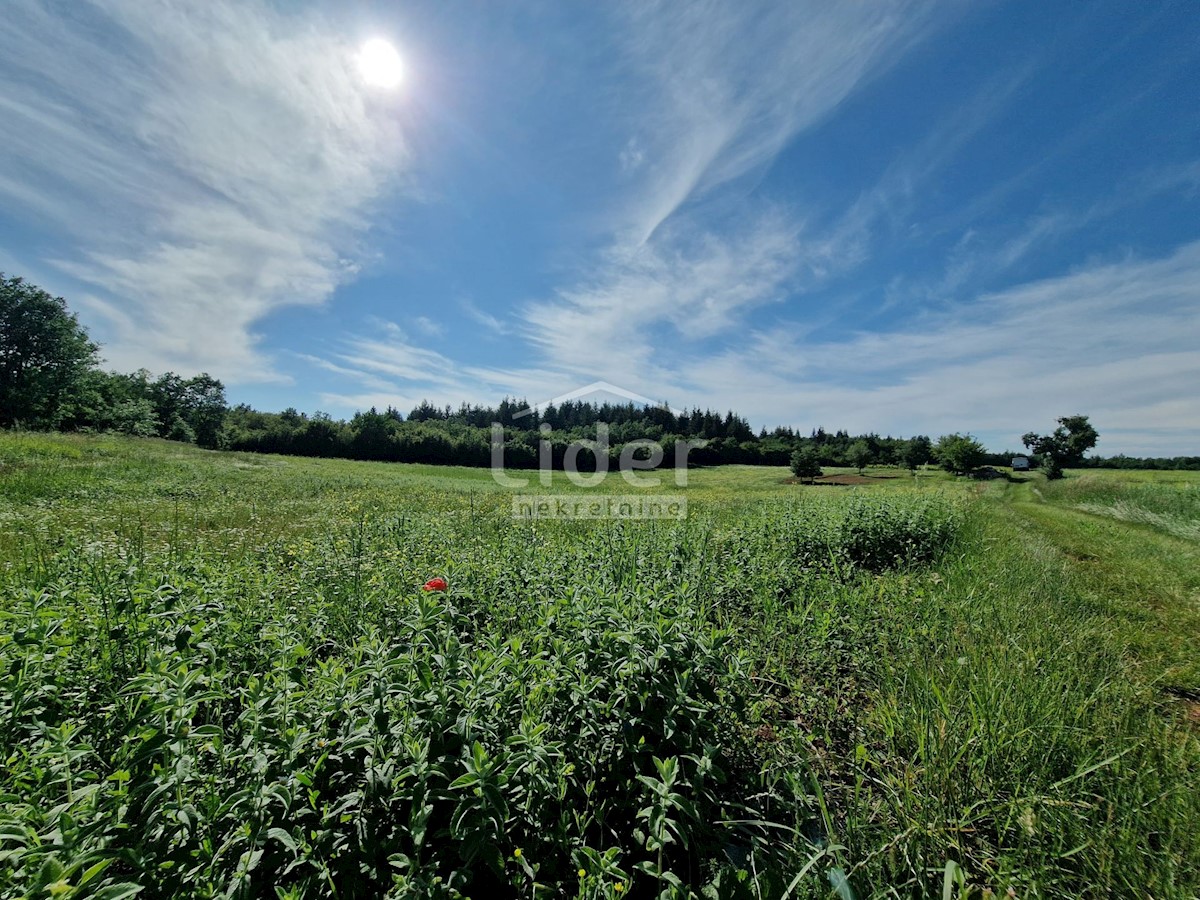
1165 686 1200 727
781 474 901 486
822 473 903 485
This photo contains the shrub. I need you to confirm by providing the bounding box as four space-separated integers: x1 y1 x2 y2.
933 433 987 476
833 495 962 572
790 447 822 482
0 585 802 898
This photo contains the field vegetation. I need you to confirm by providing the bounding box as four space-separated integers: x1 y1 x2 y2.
1 434 1197 898
1039 473 1200 540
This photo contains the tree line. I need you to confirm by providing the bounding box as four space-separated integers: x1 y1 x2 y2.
222 402 962 470
1 275 226 445
4 272 1179 474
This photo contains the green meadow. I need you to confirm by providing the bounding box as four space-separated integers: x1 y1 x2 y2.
1 433 1197 898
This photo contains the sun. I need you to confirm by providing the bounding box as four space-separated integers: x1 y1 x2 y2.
357 38 404 89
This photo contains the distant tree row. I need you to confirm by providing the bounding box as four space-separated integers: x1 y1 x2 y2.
1074 454 1200 471
408 397 758 441
0 272 1166 474
220 403 956 470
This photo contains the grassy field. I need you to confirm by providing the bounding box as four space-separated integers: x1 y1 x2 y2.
1 434 1197 898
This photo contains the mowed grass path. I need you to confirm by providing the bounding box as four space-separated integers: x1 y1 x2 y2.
999 473 1200 690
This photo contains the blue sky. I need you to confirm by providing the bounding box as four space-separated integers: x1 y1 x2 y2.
2 1 1199 455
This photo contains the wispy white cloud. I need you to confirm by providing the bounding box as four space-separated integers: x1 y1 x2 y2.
681 240 1200 453
611 0 942 244
888 154 1200 312
882 212 1073 312
461 299 511 336
618 137 645 174
311 321 636 417
0 0 410 381
521 209 807 385
294 353 396 394
413 316 444 337
514 1 955 409
312 321 501 413
337 323 461 388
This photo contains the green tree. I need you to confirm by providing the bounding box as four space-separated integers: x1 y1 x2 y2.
0 275 99 428
182 374 227 448
1022 415 1099 480
149 372 227 448
899 435 933 473
789 447 822 483
933 433 987 475
846 439 872 474
108 397 161 436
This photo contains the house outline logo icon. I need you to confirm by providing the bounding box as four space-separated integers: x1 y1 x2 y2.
511 380 686 420
491 380 701 498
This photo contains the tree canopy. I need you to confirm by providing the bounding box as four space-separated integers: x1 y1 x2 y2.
932 433 987 476
0 274 226 445
789 447 822 483
899 435 933 472
846 440 872 474
1023 415 1099 479
0 275 99 428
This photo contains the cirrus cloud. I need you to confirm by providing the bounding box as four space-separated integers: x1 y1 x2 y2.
0 0 411 381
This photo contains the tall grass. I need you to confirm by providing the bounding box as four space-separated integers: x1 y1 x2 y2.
1043 475 1200 539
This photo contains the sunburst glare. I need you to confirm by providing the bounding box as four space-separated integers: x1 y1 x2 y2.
357 38 403 89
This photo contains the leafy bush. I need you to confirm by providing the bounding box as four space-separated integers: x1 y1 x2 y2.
0 578 800 898
108 397 161 437
932 433 987 476
770 493 963 573
789 448 822 482
833 495 963 572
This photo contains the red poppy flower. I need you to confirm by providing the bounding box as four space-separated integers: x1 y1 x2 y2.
422 577 448 592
